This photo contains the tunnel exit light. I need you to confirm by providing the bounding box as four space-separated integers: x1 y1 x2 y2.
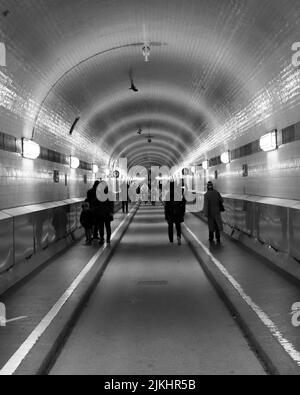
221 151 230 164
70 156 80 169
21 138 40 160
259 130 278 152
202 160 209 170
92 164 99 174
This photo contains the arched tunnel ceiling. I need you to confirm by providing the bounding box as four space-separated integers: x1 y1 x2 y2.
0 0 300 168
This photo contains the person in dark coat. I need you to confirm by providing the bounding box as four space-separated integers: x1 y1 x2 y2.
93 183 114 244
87 180 101 239
203 181 224 244
164 182 186 245
122 182 130 214
80 202 94 245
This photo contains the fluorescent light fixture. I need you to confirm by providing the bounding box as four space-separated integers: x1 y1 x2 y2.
69 117 80 136
0 42 6 67
260 130 278 152
21 138 40 160
70 156 80 169
202 160 209 170
221 151 230 164
92 164 99 174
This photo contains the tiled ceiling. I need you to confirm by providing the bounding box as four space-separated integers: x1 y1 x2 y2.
0 0 299 168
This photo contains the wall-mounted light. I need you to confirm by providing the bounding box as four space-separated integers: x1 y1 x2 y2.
70 156 80 169
221 151 230 164
92 164 99 174
202 160 209 170
21 138 40 160
259 130 278 152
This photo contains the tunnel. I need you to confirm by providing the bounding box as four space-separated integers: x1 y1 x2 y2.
0 0 300 377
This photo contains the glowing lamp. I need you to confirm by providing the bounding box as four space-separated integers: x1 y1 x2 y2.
21 138 40 160
70 156 80 169
92 164 99 174
221 151 230 164
260 130 278 152
202 160 209 170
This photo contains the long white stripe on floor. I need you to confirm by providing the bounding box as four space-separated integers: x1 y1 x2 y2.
0 208 135 376
184 224 300 367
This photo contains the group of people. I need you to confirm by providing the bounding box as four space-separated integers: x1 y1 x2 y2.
80 181 114 245
164 180 224 245
80 179 225 247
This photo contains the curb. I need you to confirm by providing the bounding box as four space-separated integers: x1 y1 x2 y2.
13 204 139 375
182 225 300 376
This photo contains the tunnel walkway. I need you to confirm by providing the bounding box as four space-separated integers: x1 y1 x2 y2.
50 205 265 375
183 212 300 374
0 207 135 375
1 205 300 374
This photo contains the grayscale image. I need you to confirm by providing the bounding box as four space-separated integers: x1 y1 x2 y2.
0 0 300 380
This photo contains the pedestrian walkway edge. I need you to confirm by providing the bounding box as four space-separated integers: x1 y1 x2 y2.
11 204 140 376
182 224 300 376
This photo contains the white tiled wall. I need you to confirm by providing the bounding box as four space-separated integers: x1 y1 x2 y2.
0 150 94 210
208 140 300 201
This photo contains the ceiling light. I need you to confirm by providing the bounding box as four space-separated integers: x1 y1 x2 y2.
221 151 230 164
142 44 151 62
259 130 278 152
70 156 80 169
21 138 40 160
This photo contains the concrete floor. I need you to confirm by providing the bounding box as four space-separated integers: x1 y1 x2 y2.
50 205 266 375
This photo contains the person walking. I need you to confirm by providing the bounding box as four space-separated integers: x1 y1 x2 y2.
87 180 101 239
203 181 224 244
164 182 186 245
122 182 129 214
80 201 93 245
141 183 149 205
93 183 114 245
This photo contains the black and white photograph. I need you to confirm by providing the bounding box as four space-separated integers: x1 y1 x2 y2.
0 0 300 379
